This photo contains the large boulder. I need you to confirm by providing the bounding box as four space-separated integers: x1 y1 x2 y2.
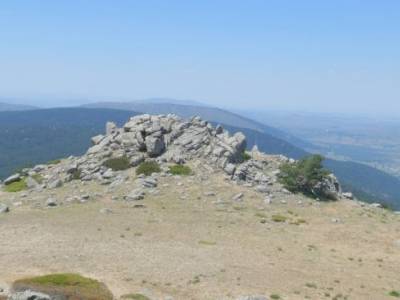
313 174 341 200
145 136 165 157
4 174 21 185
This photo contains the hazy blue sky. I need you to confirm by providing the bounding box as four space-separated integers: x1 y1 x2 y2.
0 1 399 114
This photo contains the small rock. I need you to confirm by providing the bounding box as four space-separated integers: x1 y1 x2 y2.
125 189 145 201
255 184 269 193
102 169 115 179
100 208 112 214
264 196 272 204
0 203 9 214
46 198 57 207
204 191 216 197
232 193 244 201
142 177 158 188
47 178 63 189
342 192 353 200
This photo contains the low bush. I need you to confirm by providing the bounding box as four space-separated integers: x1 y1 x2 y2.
241 151 251 161
169 164 192 175
4 179 27 192
271 214 287 223
389 290 400 298
278 154 331 199
136 161 161 176
12 273 113 300
102 156 130 171
70 169 82 180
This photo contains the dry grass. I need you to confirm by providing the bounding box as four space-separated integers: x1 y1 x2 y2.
0 166 399 299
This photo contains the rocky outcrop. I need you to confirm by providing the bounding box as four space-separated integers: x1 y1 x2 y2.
9 113 342 201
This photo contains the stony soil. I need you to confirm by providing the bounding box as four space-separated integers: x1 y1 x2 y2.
0 164 399 300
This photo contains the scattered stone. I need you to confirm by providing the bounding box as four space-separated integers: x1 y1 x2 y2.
141 177 158 188
204 191 216 197
232 193 244 201
125 189 145 201
264 196 272 204
100 208 112 214
25 177 39 189
370 203 383 208
46 198 57 207
342 192 354 200
47 178 63 189
255 184 269 193
102 169 115 179
0 203 9 214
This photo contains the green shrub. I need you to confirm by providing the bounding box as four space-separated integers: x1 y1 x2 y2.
70 169 82 180
169 164 192 175
102 156 130 171
136 161 161 176
12 273 113 300
389 290 400 298
278 155 331 199
4 179 27 192
271 214 287 223
241 151 251 161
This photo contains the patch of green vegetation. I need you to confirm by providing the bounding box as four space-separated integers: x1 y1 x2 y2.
198 240 217 246
136 161 161 176
305 282 317 288
121 293 151 300
12 273 113 300
46 159 61 165
31 173 44 184
70 169 82 180
241 151 251 161
4 179 27 192
169 164 192 175
103 156 131 171
270 294 281 300
278 154 334 200
389 290 400 298
271 214 287 223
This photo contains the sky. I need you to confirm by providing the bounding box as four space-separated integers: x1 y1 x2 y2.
0 0 399 115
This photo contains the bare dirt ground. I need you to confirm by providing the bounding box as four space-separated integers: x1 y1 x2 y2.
0 169 399 300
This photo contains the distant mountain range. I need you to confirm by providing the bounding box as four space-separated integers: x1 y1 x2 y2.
0 106 399 209
0 101 37 111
